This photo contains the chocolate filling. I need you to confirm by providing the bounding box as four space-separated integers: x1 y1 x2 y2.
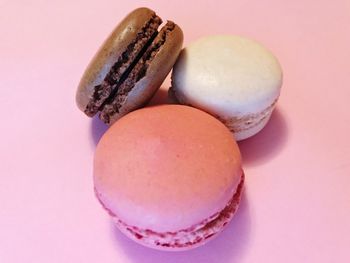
99 21 176 124
84 14 162 116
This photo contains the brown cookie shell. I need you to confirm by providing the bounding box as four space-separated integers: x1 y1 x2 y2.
76 7 161 114
101 22 184 124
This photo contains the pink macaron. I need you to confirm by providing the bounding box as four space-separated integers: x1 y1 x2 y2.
93 105 244 250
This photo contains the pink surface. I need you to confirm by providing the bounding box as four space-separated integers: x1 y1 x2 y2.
1 0 350 262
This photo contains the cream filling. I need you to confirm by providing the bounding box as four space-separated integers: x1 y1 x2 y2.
219 99 277 134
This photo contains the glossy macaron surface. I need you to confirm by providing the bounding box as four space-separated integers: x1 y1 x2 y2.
93 105 242 233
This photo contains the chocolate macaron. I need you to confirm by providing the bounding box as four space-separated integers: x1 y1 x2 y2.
76 8 183 124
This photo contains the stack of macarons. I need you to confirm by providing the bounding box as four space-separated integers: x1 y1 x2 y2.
76 7 282 251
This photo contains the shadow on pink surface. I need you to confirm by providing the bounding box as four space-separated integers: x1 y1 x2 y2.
110 193 250 263
147 88 170 106
238 108 288 167
91 115 108 146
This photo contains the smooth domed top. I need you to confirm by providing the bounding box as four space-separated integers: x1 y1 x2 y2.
94 105 242 232
172 35 282 117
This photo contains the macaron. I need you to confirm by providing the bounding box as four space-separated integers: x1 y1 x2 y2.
93 105 244 250
76 7 183 124
170 35 283 140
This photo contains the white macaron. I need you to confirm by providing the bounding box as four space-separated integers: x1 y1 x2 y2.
170 35 283 140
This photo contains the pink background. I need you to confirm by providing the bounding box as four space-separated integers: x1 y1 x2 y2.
1 0 350 262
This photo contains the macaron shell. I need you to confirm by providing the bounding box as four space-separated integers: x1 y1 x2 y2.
171 35 282 118
107 23 184 123
111 211 219 251
107 172 244 251
114 216 218 251
223 107 274 141
93 105 242 232
76 7 157 112
219 97 277 140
